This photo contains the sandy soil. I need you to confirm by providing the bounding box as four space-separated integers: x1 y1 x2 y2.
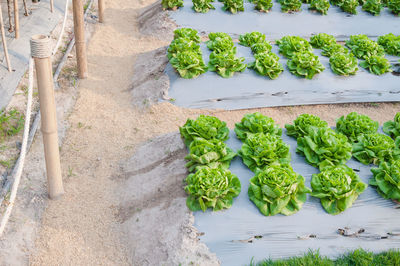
0 0 398 265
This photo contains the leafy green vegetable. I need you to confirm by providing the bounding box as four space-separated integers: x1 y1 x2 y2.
340 0 359 14
297 127 352 170
170 50 208 79
309 0 331 15
253 0 274 11
321 43 349 57
235 112 282 141
336 112 379 142
331 0 344 5
251 42 273 54
238 133 291 172
277 36 313 58
285 114 328 138
207 37 236 53
370 160 400 201
378 33 400 56
185 138 236 172
206 32 233 51
279 0 302 12
192 0 215 12
239 32 266 47
174 28 201 43
162 0 184 10
383 113 400 139
359 55 392 75
362 0 383 15
345 34 385 59
248 52 284 79
167 38 201 60
310 33 336 49
208 51 247 78
287 51 325 79
310 165 367 215
222 0 245 13
180 115 230 146
329 52 358 76
248 164 311 216
388 0 400 14
352 133 400 165
185 167 241 212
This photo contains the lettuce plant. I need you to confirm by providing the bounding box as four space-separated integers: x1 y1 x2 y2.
248 164 311 216
238 133 291 172
352 133 400 165
222 0 245 13
235 112 282 141
378 33 400 56
208 51 247 78
174 28 201 43
248 52 284 79
370 160 400 201
297 127 352 170
162 0 184 10
310 165 367 215
192 0 215 12
388 0 400 14
206 32 233 51
359 55 392 75
340 0 359 14
207 37 236 53
277 36 313 58
362 0 383 15
321 43 349 57
167 38 201 60
287 51 325 79
309 0 331 15
329 52 358 76
170 50 208 79
251 42 273 54
185 167 241 212
185 138 236 172
383 113 400 139
346 35 385 59
285 113 328 138
279 0 302 12
254 0 274 11
331 0 344 6
180 115 230 146
336 112 379 142
239 32 266 47
310 33 336 49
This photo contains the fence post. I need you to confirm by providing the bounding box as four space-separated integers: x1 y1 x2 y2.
13 0 19 38
30 35 64 200
0 3 12 71
72 0 88 78
98 0 104 23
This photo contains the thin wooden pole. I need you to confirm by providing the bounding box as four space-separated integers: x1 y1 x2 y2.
0 3 12 71
13 0 19 38
30 35 64 200
72 0 87 78
50 0 54 12
98 0 104 23
7 0 13 32
23 0 29 16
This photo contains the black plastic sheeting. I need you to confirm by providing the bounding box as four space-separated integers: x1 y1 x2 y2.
166 43 400 110
169 1 400 40
193 129 400 266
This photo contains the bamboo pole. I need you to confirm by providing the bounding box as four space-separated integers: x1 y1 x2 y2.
13 0 19 38
72 0 87 79
7 0 13 32
0 2 12 71
30 35 64 200
50 0 54 12
23 0 29 16
98 0 104 23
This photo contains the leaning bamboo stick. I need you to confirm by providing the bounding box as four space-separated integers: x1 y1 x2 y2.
23 0 29 16
13 0 19 38
7 0 13 32
0 3 12 71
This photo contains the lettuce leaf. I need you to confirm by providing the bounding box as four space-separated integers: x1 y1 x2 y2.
277 36 313 58
309 0 330 14
370 160 400 201
388 0 400 14
346 34 385 59
239 32 266 47
378 33 400 57
359 55 392 75
287 51 325 79
222 0 245 13
208 51 247 78
192 0 215 12
251 42 273 54
321 43 349 57
285 114 329 138
162 0 184 9
329 52 358 76
170 50 208 79
235 112 282 141
310 33 336 49
279 0 302 12
253 0 274 11
336 112 379 142
362 0 383 15
383 113 400 139
340 0 358 14
173 28 201 43
248 52 284 79
167 38 201 60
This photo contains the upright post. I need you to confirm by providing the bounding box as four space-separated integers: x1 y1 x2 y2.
72 0 87 78
98 0 104 23
0 3 12 71
30 35 64 200
13 0 19 38
50 0 54 12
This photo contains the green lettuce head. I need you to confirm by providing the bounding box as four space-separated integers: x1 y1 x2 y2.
310 33 336 49
235 112 282 141
336 112 379 142
311 165 367 215
276 36 313 58
173 28 200 43
287 51 325 79
383 113 400 139
248 164 311 216
285 114 329 138
370 160 400 201
185 167 241 212
180 115 230 146
185 138 236 172
238 133 291 172
239 32 266 47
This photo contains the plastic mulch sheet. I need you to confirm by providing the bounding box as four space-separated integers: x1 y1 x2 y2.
193 129 400 266
166 43 400 110
169 1 400 39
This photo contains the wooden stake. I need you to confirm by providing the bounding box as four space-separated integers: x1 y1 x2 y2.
50 0 54 12
72 0 87 79
23 0 29 16
13 0 19 38
30 35 64 200
98 0 104 23
0 3 12 71
7 0 13 32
